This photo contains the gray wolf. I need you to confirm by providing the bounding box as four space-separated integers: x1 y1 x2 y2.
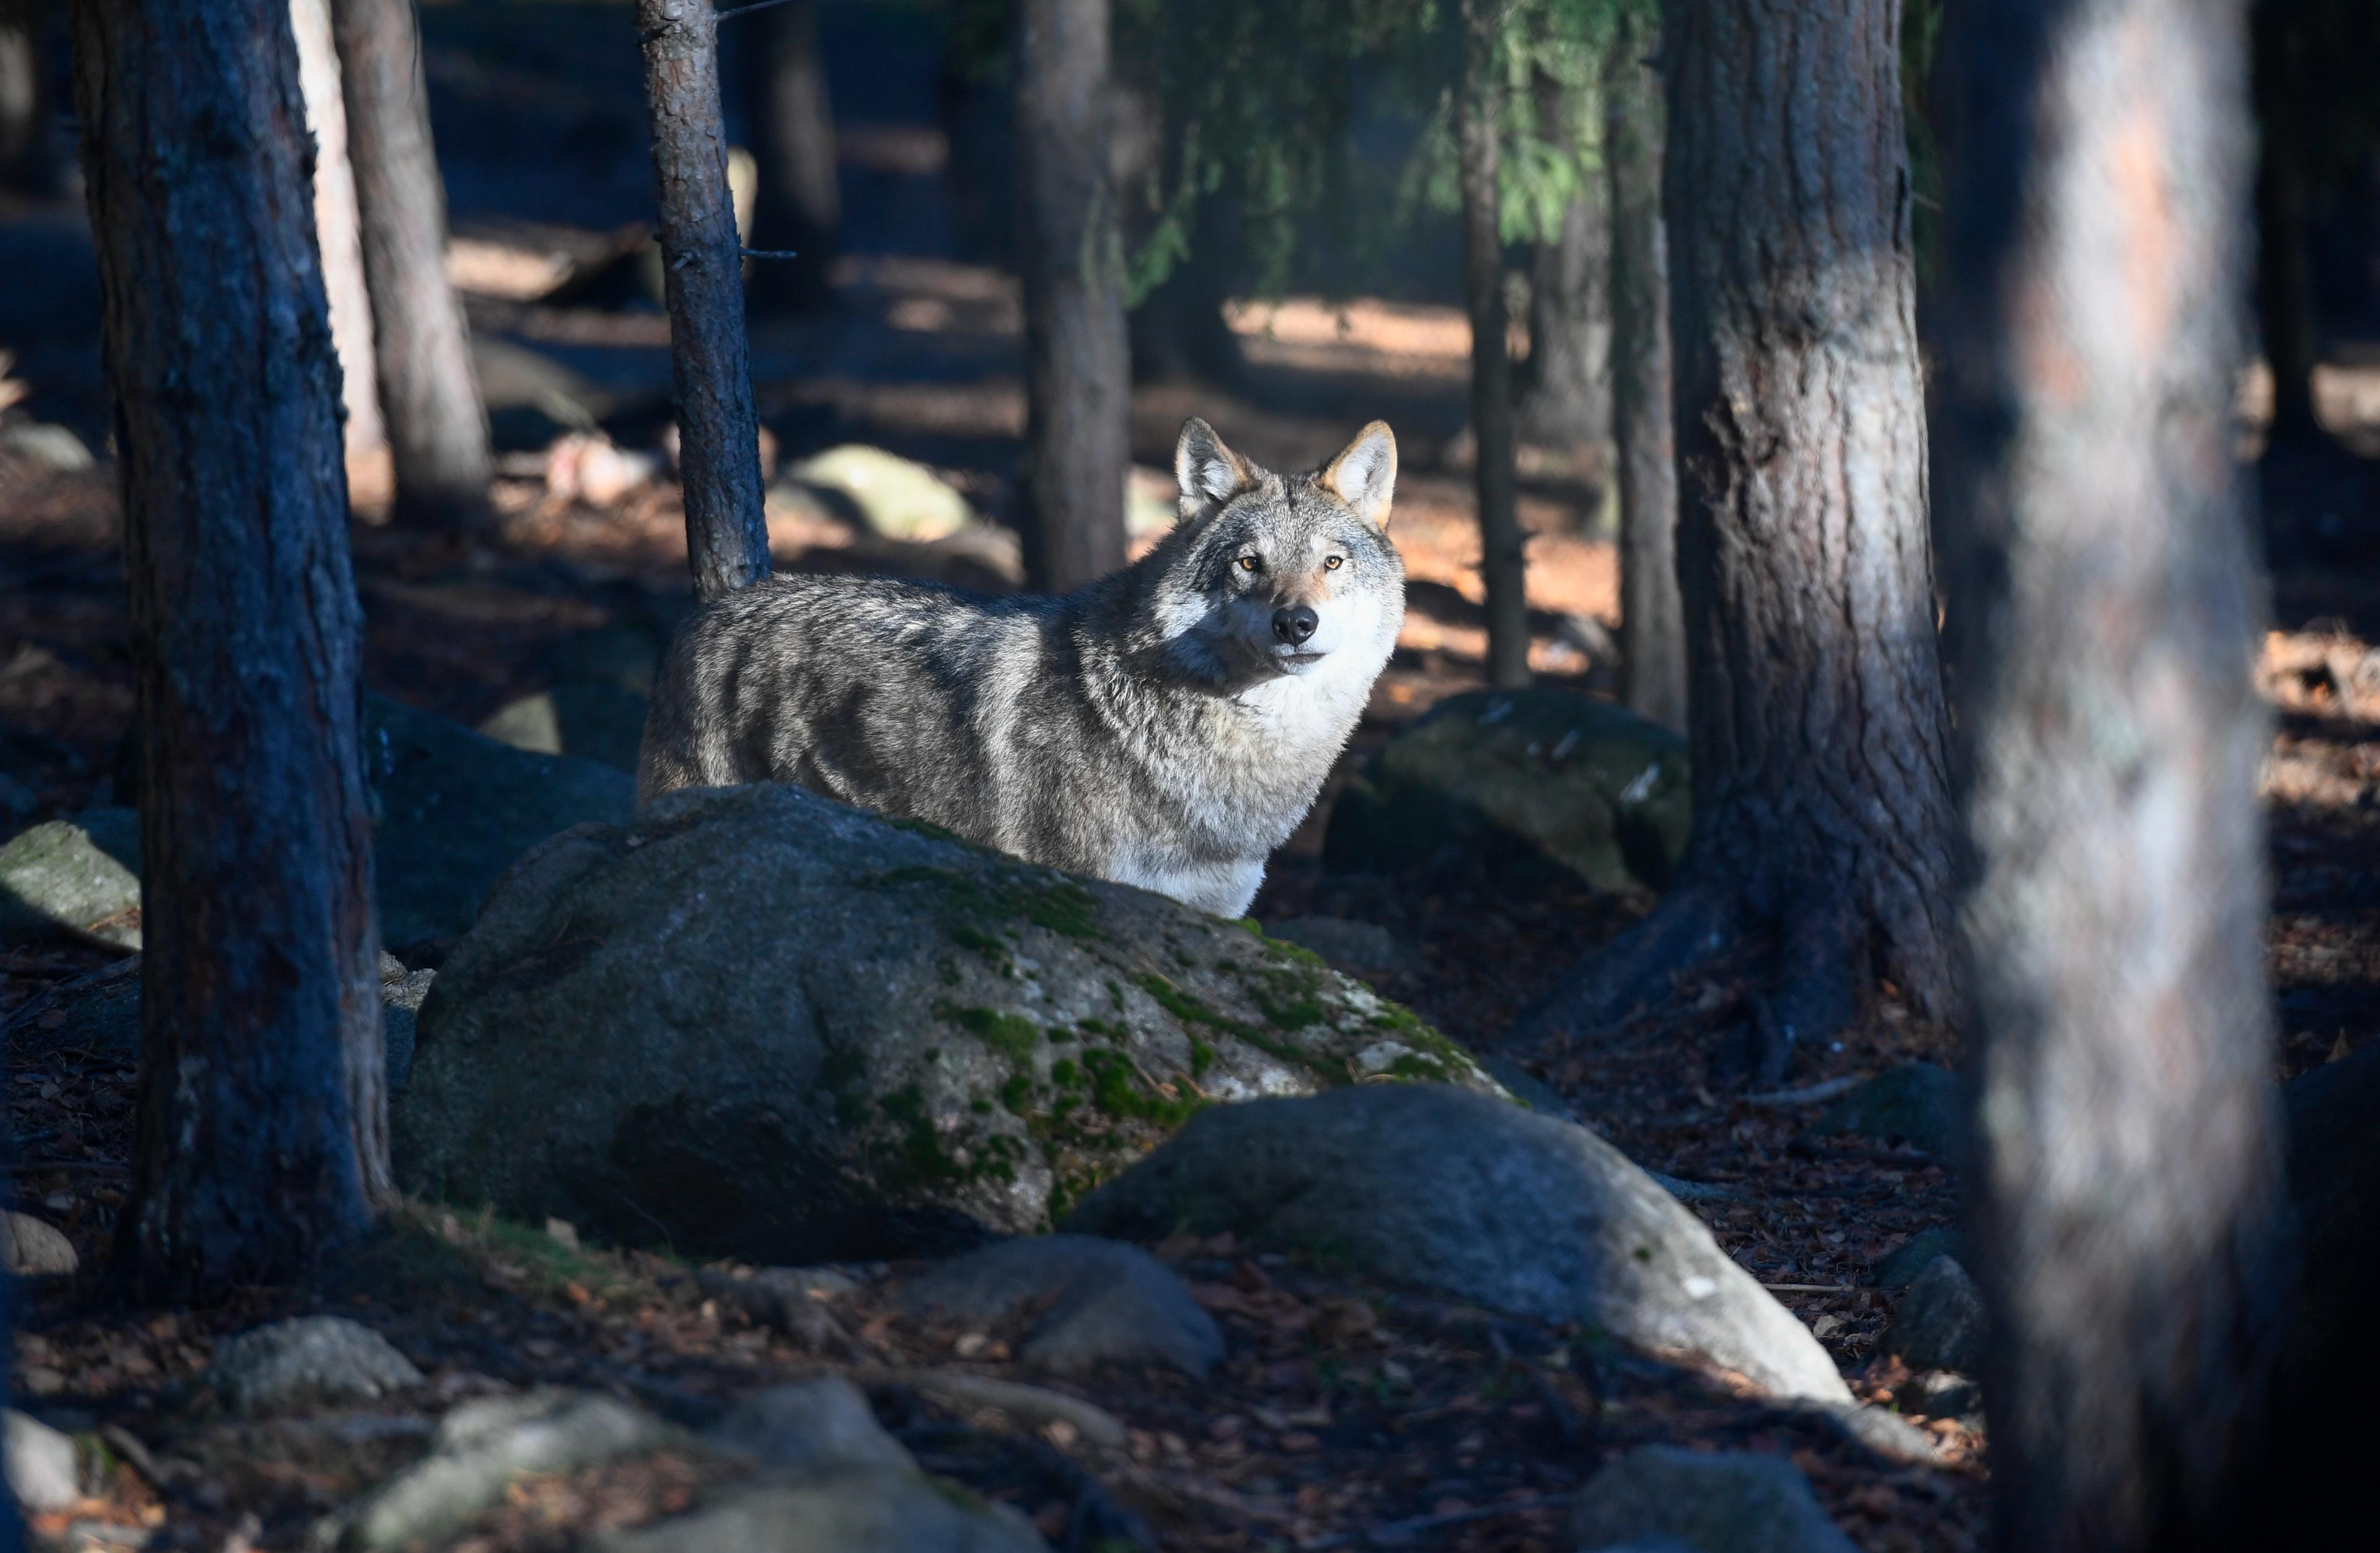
638 417 1404 918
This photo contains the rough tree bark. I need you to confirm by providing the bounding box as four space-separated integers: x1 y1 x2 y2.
1514 0 1958 1074
332 0 492 529
291 0 386 471
1517 74 1613 454
1605 6 1683 733
741 0 838 315
1458 0 1530 689
1933 1 2290 1547
640 0 771 603
1015 0 1129 593
71 0 389 1301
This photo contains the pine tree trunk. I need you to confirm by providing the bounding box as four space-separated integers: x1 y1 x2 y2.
1459 0 1530 690
1606 11 1683 733
0 0 58 196
1934 1 2289 1546
71 0 389 1302
1513 0 1957 1066
2250 4 2319 444
743 0 838 316
332 0 492 529
640 0 771 603
291 0 386 471
1015 0 1129 593
1517 73 1613 454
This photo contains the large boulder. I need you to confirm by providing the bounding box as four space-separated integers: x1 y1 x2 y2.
1324 688 1690 891
897 1234 1223 1377
394 782 1505 1262
1063 1084 1850 1402
1566 1446 1858 1553
0 807 141 948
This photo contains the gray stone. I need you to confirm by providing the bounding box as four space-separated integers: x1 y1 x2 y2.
898 1234 1223 1377
1566 1446 1858 1553
1870 1226 1967 1291
1324 688 1690 892
709 1377 913 1472
1897 1369 1981 1421
1266 916 1415 973
1810 1063 1965 1159
211 1317 425 1417
363 694 635 956
477 624 664 775
0 1211 78 1278
394 782 1506 1263
0 807 141 948
588 1465 1047 1553
1065 1085 1850 1402
3 1409 79 1512
0 422 96 472
783 445 976 542
1879 1257 1988 1375
319 1390 680 1551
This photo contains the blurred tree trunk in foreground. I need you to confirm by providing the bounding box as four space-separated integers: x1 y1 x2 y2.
640 0 771 602
333 0 493 528
1934 0 2291 1547
743 0 839 315
1514 0 1957 1076
1603 4 1681 733
1517 75 1613 458
291 0 386 481
1458 0 1530 689
71 0 390 1301
1015 0 1129 592
0 0 61 197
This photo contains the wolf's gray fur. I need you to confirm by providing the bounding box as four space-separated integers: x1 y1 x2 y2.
638 418 1405 917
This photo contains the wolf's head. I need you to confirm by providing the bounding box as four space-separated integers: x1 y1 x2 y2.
1129 418 1406 691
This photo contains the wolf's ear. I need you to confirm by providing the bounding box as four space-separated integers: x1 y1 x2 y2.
1176 417 1252 516
1321 420 1398 528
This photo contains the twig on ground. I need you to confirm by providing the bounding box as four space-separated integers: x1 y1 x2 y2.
1740 1073 1865 1107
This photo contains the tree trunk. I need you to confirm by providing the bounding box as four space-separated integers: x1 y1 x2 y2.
1459 0 1530 690
1605 11 1684 733
640 0 772 603
1513 0 1957 1069
742 0 838 316
332 0 492 529
1517 73 1613 454
0 0 59 197
1015 0 1129 593
1933 1 2289 1547
71 0 389 1303
2250 2 2319 444
291 0 385 472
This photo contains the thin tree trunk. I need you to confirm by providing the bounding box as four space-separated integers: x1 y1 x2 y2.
2250 3 2319 444
743 0 838 315
1015 0 1129 593
1606 9 1683 733
1934 1 2288 1547
291 0 385 470
332 0 491 529
640 0 771 602
71 0 389 1302
1513 0 1957 1069
1459 0 1530 690
1517 72 1613 454
0 0 57 197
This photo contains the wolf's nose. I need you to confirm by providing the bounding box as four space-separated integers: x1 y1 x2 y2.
1272 605 1320 646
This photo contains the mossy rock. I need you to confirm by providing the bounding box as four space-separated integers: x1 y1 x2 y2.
1323 687 1690 891
394 782 1505 1262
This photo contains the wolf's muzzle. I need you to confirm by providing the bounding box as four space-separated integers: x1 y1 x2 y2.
1272 604 1320 646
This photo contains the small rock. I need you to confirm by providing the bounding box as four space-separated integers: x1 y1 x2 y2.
1869 1226 1967 1291
1067 1085 1850 1402
0 1211 79 1278
212 1316 424 1417
1879 1256 1989 1375
319 1390 679 1551
1810 1063 1965 1159
0 808 141 948
708 1376 913 1471
0 422 96 472
1898 1369 1982 1421
587 1465 1047 1553
1266 916 1416 974
1566 1446 1859 1553
898 1234 1223 1378
3 1409 79 1512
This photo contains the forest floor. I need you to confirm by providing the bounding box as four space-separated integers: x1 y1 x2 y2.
6 4 2380 1545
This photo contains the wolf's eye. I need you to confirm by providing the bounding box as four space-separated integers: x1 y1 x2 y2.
1324 555 1345 571
1237 555 1261 572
